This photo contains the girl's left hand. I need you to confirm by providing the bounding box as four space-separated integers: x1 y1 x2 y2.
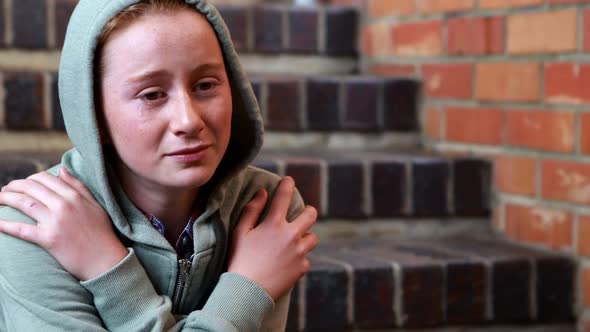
0 167 128 281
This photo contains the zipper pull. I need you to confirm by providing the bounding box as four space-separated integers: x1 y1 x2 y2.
177 259 192 289
172 258 193 313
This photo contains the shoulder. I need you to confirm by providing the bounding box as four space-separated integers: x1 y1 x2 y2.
0 205 52 269
242 165 282 188
243 167 305 220
220 166 305 224
0 205 36 226
0 206 82 299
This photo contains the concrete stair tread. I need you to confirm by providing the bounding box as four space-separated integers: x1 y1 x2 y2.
289 235 575 331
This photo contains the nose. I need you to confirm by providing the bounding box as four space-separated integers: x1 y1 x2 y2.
169 90 204 136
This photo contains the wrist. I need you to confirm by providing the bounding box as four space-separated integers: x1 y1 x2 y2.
79 244 128 281
228 269 280 301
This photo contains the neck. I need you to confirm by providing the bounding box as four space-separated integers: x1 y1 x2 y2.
115 163 199 229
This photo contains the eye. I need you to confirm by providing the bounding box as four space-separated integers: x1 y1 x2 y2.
140 90 166 102
198 82 215 91
194 80 219 94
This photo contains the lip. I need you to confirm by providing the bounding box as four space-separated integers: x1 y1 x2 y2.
166 145 211 162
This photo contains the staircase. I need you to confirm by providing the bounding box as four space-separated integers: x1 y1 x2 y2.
0 1 577 331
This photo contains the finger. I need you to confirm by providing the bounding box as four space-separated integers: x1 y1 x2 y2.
300 232 319 253
0 219 40 244
234 189 268 235
27 171 80 200
58 167 95 201
291 205 318 236
0 191 51 222
2 177 66 211
266 177 295 222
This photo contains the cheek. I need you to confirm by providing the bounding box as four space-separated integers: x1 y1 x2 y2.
104 105 157 151
206 95 232 140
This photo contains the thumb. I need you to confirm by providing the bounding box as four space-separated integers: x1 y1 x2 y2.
234 189 268 236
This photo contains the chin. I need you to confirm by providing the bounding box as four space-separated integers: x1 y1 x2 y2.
162 169 215 189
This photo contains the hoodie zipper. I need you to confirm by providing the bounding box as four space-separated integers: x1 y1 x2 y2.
172 258 192 313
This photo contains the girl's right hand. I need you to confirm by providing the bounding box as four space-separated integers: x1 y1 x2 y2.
227 177 319 301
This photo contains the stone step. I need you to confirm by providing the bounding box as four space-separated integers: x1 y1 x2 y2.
250 75 421 134
287 235 575 331
0 149 491 220
219 4 360 74
0 72 421 138
254 149 491 219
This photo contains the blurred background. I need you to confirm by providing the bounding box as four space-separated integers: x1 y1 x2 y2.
1 0 589 331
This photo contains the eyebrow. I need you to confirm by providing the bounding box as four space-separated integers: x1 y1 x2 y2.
125 63 226 85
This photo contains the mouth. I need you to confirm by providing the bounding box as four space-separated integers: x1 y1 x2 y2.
165 145 212 162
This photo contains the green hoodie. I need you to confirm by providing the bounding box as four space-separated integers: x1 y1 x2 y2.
0 0 303 331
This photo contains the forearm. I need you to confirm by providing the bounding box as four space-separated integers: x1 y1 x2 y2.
81 250 274 332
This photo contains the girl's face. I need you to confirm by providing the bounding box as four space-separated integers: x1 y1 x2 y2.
100 9 232 194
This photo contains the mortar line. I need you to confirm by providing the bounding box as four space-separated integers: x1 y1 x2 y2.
47 0 56 49
5 0 13 46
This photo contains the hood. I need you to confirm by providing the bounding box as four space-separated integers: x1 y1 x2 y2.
58 0 263 244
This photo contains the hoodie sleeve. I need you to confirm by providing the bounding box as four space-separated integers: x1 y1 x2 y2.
0 185 305 332
0 207 107 332
0 217 278 332
79 188 306 332
80 253 273 331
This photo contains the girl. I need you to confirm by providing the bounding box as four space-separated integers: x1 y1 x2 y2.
0 0 318 331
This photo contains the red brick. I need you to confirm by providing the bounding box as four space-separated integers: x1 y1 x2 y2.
545 63 590 105
417 0 474 13
422 63 473 99
447 16 504 55
582 113 590 155
585 10 590 52
554 213 573 250
506 110 575 152
542 160 590 205
504 204 526 241
508 9 577 55
363 23 392 56
505 204 572 249
475 62 540 102
392 21 443 56
578 215 590 257
479 0 544 9
423 106 442 139
494 155 536 196
369 64 416 76
361 26 373 56
446 107 503 145
368 0 415 17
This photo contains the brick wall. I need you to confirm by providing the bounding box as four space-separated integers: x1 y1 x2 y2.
0 0 359 153
362 0 590 329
